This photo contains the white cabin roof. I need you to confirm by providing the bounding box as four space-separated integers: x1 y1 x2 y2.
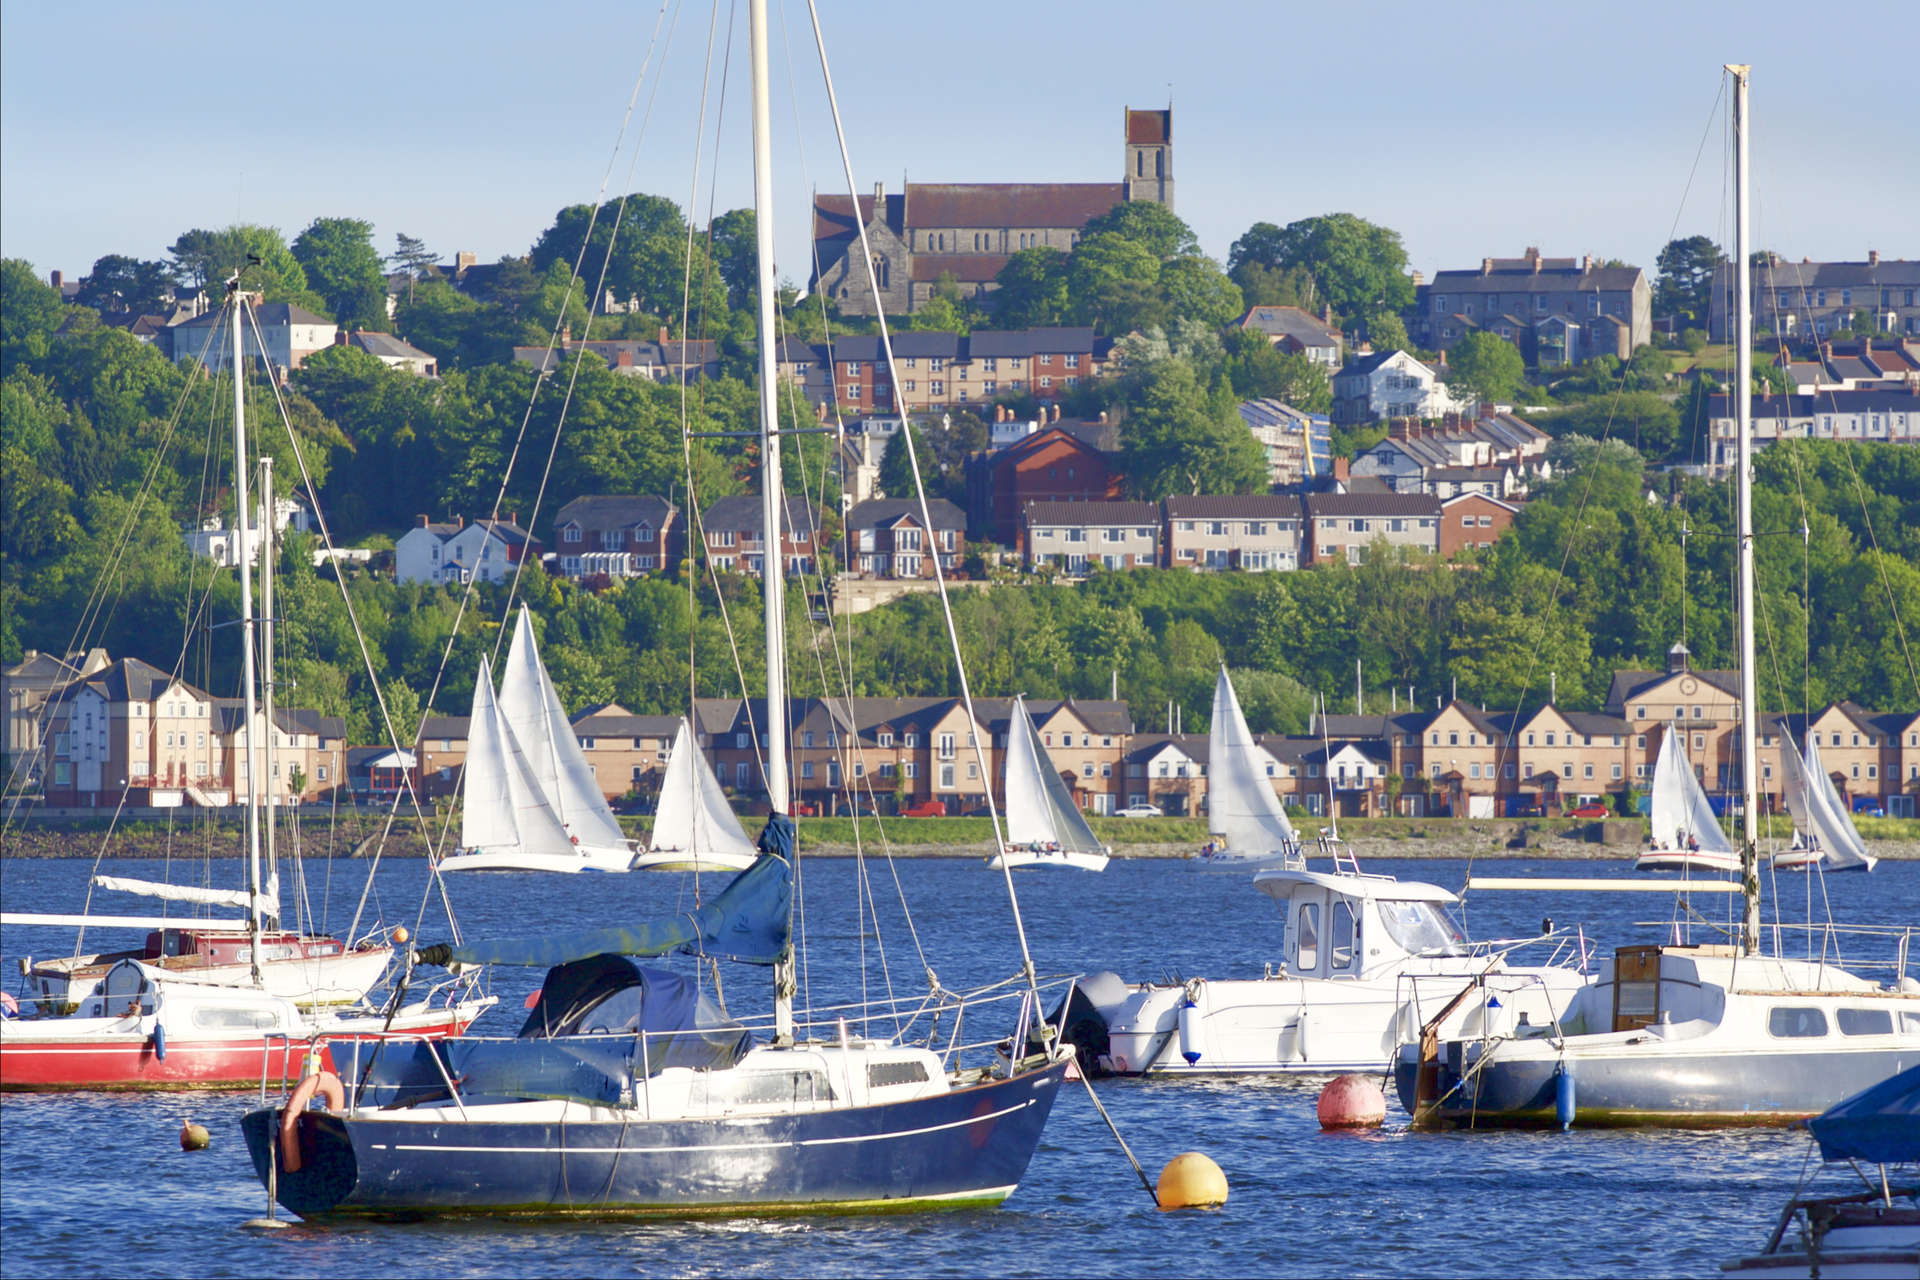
1251 867 1459 905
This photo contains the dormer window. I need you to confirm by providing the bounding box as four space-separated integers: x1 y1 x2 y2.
563 525 583 543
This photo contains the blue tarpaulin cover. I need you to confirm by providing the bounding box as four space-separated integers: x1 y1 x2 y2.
444 816 794 969
1808 1063 1920 1165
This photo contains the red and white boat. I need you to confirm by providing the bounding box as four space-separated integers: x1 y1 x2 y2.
19 921 393 1009
0 958 492 1091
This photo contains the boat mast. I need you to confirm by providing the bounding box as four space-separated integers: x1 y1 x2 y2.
228 279 266 984
259 453 279 930
1730 63 1761 955
749 0 795 1042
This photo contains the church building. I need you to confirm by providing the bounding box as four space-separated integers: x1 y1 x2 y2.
810 107 1173 316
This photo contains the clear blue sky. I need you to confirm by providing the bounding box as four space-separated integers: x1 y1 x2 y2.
4 1 1913 292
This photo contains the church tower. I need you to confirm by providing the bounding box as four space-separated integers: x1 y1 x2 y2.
1123 107 1173 209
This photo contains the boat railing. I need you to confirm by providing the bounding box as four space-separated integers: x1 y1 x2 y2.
1631 919 1918 984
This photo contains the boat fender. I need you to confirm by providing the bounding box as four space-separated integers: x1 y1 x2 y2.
150 1022 166 1061
1178 990 1203 1066
1554 1062 1576 1131
279 1070 345 1174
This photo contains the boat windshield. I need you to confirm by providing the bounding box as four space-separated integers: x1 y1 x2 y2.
1377 900 1467 956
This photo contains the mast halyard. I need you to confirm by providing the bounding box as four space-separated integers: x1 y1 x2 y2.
1730 63 1761 955
749 0 795 1043
228 279 265 985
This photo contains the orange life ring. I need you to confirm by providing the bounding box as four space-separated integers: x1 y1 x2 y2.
279 1069 345 1173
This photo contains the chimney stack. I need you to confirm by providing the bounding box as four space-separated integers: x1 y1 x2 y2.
1869 249 1880 266
1481 258 1494 275
873 180 884 204
416 514 430 529
561 325 572 344
658 326 670 346
49 270 63 289
334 330 348 346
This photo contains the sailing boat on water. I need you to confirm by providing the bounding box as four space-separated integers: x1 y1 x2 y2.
238 0 1073 1214
1193 667 1300 866
629 718 757 873
1396 66 1920 1129
1634 728 1742 874
988 695 1110 872
1774 733 1878 872
438 607 635 873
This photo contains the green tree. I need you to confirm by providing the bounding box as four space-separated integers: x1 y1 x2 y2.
1653 235 1725 325
170 225 320 309
1223 329 1331 410
1241 213 1414 326
1067 233 1163 333
992 247 1070 328
2 259 67 375
707 208 757 311
293 217 390 332
1118 360 1265 498
1366 313 1410 353
75 255 177 315
1447 331 1525 403
1078 202 1199 261
388 233 437 304
1156 255 1244 328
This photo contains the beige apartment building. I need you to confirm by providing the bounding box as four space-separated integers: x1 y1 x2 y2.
1163 495 1304 571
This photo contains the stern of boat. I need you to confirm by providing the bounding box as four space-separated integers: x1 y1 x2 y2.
241 1106 360 1218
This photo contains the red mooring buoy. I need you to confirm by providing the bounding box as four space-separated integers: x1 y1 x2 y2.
1317 1074 1387 1129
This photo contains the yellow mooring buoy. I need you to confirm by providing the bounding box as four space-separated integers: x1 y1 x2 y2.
1155 1151 1228 1210
180 1121 211 1151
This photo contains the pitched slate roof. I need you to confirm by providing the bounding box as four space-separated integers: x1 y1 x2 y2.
845 498 967 532
1023 500 1159 527
903 182 1124 229
349 331 434 361
700 494 823 538
418 715 472 741
553 494 677 534
59 658 201 706
1236 305 1341 348
1126 108 1171 145
1163 494 1303 520
1602 665 1740 715
1303 493 1442 518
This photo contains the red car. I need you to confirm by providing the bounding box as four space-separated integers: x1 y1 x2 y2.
1568 803 1610 819
899 800 947 818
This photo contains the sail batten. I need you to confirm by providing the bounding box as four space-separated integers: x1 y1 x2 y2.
1208 669 1295 855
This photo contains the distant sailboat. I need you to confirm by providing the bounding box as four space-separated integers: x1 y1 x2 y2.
630 719 757 873
439 607 634 873
1774 734 1877 872
1194 667 1299 865
1635 728 1741 874
989 695 1109 871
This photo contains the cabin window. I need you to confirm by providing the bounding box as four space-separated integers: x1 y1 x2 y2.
1294 903 1320 970
868 1059 931 1088
193 1006 282 1030
1766 1007 1828 1038
697 1069 836 1109
1377 900 1465 955
1836 1007 1893 1036
1330 901 1359 972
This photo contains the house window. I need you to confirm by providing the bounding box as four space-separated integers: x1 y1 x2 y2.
564 526 582 543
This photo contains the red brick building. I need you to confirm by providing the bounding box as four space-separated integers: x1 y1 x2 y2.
1439 492 1518 556
968 425 1122 546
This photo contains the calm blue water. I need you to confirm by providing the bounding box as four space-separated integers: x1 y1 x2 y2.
4 852 1913 1278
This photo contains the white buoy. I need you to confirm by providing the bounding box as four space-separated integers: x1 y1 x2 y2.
1178 995 1202 1065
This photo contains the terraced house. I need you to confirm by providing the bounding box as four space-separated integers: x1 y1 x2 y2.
550 494 682 582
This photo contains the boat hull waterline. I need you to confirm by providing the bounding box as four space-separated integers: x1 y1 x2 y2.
240 1059 1070 1218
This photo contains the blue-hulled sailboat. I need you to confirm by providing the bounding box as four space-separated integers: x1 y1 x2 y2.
236 0 1071 1216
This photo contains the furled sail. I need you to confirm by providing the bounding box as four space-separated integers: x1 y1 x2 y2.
1649 729 1731 854
650 719 758 862
1208 667 1295 855
498 606 627 852
92 875 273 915
1004 696 1103 853
1789 735 1877 872
424 815 795 969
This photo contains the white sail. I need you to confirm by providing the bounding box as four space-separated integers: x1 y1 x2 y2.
1003 696 1103 853
1208 668 1296 855
1649 729 1732 854
1795 736 1877 872
461 655 576 857
650 719 757 862
498 606 627 852
92 875 271 915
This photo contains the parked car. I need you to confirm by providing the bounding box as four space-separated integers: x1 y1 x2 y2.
1114 804 1163 818
791 801 819 817
1852 799 1886 818
1568 803 1610 819
899 799 947 818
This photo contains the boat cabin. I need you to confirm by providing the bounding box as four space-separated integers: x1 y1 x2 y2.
1251 868 1467 979
144 929 345 968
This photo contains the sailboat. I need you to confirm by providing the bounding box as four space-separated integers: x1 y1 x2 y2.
236 0 1073 1215
438 607 635 873
1634 727 1742 874
629 718 758 873
1 283 490 1090
1774 732 1878 872
1192 667 1300 865
1394 66 1920 1129
988 695 1111 872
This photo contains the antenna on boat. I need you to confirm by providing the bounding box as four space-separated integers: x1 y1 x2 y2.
1729 62 1762 955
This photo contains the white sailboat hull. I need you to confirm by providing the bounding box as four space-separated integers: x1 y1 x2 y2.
629 849 756 874
988 847 1111 873
438 845 634 874
1635 847 1745 875
27 946 393 1009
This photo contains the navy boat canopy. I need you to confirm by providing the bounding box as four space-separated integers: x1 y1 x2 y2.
423 816 794 970
1807 1062 1920 1165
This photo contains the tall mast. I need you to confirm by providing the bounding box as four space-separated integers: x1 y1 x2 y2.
749 0 795 1041
229 281 265 983
259 454 279 930
1730 63 1760 955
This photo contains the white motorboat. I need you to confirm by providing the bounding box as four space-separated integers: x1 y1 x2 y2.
629 718 757 873
1190 667 1301 867
1635 727 1742 875
987 694 1110 872
1068 844 1588 1075
1397 67 1920 1131
438 607 635 873
1773 734 1877 873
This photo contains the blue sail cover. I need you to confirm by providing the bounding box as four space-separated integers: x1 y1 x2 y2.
1808 1062 1920 1165
445 816 794 968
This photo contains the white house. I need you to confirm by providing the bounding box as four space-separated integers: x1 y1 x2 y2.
167 300 339 374
395 515 540 586
1331 350 1465 425
182 496 313 566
